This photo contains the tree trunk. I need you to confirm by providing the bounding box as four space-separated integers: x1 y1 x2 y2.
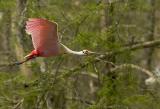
100 0 116 105
0 10 12 72
145 0 156 70
14 0 31 76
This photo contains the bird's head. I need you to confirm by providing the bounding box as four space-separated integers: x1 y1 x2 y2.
24 50 40 60
60 43 98 56
81 49 96 56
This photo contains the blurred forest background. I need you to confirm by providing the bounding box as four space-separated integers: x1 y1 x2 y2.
0 0 160 109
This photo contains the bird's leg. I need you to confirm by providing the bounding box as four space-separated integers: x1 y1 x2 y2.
12 58 31 65
8 57 35 66
10 50 39 66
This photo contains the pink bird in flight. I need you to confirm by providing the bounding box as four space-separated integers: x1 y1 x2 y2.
16 18 95 65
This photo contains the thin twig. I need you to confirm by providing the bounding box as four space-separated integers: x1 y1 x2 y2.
13 99 24 109
66 96 94 105
109 64 155 77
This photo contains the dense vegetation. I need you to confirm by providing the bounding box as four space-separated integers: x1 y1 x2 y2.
0 0 160 109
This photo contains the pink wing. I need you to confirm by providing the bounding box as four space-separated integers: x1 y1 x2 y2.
25 18 59 57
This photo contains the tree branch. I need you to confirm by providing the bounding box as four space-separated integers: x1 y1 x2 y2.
109 64 154 77
102 39 160 59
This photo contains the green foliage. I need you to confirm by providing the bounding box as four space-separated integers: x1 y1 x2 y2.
0 0 16 10
0 0 160 109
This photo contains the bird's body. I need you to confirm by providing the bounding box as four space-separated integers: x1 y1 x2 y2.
26 18 60 57
19 18 96 64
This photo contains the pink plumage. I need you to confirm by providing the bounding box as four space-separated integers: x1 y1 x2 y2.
25 18 60 57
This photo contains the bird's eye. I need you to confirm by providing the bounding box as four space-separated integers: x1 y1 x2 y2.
83 50 89 55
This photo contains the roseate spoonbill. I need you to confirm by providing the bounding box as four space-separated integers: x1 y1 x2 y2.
16 18 96 65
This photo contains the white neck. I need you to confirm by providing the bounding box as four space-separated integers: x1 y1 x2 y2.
60 43 84 55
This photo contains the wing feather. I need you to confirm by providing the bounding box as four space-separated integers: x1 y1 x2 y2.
25 18 59 57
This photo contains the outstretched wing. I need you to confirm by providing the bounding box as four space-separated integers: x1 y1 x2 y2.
25 18 59 56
